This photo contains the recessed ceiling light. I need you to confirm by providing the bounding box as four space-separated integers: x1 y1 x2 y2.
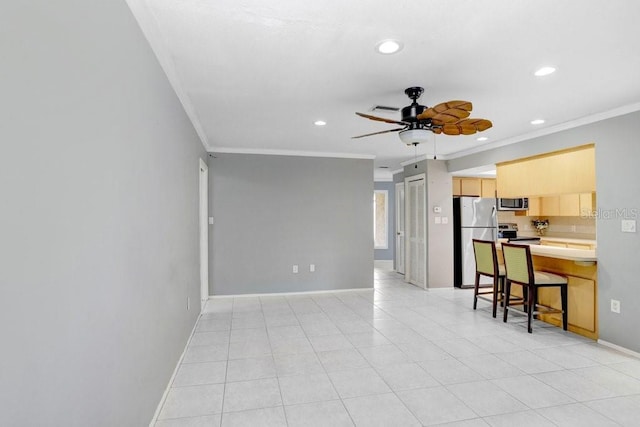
477 137 488 142
534 66 556 77
314 120 326 126
531 119 545 125
376 39 403 55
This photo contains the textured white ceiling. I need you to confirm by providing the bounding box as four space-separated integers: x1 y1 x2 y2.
129 0 640 172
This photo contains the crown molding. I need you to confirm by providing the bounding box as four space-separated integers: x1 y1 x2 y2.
209 147 376 160
447 102 640 159
126 0 211 151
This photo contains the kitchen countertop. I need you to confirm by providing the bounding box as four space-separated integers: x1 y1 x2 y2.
497 240 597 262
517 235 597 246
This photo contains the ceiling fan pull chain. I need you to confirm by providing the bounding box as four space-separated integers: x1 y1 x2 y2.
433 134 437 160
414 142 418 168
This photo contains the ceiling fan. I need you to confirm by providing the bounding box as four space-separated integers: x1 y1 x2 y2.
353 87 492 145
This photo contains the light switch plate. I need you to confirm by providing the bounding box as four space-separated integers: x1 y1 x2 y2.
208 217 214 225
434 216 441 224
611 299 621 313
621 219 636 233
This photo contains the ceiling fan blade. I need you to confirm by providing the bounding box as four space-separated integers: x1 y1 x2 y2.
351 127 407 139
441 118 493 135
356 112 408 126
418 100 473 124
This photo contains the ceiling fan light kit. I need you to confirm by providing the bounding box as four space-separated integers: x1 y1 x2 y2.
399 128 430 145
353 86 493 147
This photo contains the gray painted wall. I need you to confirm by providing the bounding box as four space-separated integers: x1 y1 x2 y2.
0 2 206 426
426 160 455 287
374 181 396 261
447 111 640 353
209 154 373 295
402 160 454 288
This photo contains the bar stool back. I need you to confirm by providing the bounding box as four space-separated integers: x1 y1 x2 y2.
472 239 506 318
502 242 568 333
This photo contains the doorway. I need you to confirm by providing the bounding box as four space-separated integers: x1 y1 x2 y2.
405 174 426 288
199 158 209 311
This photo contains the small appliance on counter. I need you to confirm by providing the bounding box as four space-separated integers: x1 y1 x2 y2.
498 223 541 245
498 223 518 239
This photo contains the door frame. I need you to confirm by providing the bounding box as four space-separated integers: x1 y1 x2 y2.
395 182 405 274
199 158 209 311
405 174 427 289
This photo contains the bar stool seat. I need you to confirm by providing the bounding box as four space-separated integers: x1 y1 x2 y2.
472 239 506 318
502 242 568 333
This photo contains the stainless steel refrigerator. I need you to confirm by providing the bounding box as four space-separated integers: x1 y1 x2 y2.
453 197 497 288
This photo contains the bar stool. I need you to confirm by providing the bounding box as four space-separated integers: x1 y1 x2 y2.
502 242 568 333
472 239 506 318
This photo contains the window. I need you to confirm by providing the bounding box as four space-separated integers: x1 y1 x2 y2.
374 190 388 249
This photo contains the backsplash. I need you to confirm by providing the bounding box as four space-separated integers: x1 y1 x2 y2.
497 211 596 239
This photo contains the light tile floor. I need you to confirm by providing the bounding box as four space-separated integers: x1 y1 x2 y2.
155 269 640 426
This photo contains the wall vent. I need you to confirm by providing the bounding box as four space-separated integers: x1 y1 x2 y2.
371 105 400 113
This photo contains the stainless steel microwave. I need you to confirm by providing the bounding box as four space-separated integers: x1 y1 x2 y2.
497 197 529 211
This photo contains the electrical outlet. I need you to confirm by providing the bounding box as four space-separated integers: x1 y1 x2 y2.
310 264 315 272
621 220 636 233
293 265 298 274
611 299 621 313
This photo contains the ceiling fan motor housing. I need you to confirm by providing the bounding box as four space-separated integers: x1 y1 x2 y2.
402 104 426 124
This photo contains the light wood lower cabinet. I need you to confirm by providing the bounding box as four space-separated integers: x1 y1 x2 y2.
532 255 597 339
541 241 567 248
497 251 598 340
537 275 596 334
540 240 595 250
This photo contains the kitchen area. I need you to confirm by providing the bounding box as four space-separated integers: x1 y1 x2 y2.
452 144 599 339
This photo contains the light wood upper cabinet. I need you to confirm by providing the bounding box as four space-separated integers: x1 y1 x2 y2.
481 179 496 198
496 145 595 198
452 177 495 197
460 178 481 196
527 192 596 217
580 192 596 217
452 177 462 196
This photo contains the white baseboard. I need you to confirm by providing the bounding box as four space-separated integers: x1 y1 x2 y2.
374 260 394 270
597 339 640 359
149 316 200 426
209 287 373 299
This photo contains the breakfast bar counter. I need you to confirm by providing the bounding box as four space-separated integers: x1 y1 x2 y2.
496 242 598 340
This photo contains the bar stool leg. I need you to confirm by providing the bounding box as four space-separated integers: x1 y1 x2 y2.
473 272 480 310
527 286 535 334
503 280 511 323
561 283 568 331
491 275 498 318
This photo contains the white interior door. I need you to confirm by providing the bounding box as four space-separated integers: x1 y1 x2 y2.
395 182 405 274
199 158 209 311
405 175 426 289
